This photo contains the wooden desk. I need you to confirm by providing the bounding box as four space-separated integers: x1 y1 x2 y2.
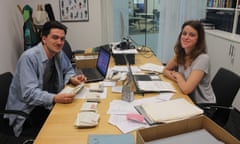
34 51 192 144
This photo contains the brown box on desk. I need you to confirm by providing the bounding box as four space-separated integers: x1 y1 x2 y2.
75 49 98 69
136 115 240 144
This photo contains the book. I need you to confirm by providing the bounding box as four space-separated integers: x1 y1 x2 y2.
135 98 203 125
74 101 100 128
88 134 134 144
86 92 101 103
59 83 85 94
89 83 104 92
80 102 98 112
139 63 165 73
74 111 100 128
135 81 176 93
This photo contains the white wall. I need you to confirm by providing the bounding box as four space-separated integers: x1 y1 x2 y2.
0 1 23 73
18 0 103 50
0 1 104 73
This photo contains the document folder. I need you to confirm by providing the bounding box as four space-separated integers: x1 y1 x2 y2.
135 98 203 125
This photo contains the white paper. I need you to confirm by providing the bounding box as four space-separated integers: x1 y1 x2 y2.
75 87 107 99
112 48 138 54
107 100 138 115
75 55 98 60
137 81 176 92
109 66 141 73
108 115 148 134
139 63 165 73
155 93 174 101
142 98 203 123
112 86 123 93
102 81 116 87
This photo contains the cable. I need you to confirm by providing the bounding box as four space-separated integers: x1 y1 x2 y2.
23 139 34 144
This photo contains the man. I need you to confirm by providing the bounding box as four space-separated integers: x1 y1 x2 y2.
4 21 86 137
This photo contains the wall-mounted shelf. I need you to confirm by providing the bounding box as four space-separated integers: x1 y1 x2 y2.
206 0 240 34
207 7 235 11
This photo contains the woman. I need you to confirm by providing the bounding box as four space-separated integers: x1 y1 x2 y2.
163 20 216 104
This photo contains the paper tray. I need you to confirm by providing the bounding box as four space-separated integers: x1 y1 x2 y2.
136 115 240 144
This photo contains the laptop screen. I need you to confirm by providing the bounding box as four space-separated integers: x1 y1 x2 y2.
96 48 110 76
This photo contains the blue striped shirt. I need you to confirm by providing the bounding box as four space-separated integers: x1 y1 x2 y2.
4 42 75 136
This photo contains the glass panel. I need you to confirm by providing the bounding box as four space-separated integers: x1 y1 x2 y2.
128 0 160 55
129 0 160 35
112 0 160 58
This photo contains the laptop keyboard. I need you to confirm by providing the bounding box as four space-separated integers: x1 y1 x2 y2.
82 68 103 80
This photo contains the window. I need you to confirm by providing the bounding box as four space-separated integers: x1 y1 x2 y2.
128 0 160 35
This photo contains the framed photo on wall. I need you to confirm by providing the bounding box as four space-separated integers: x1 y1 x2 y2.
59 0 89 22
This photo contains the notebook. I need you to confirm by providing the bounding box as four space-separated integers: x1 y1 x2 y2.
133 74 160 81
124 56 159 94
80 47 111 82
135 98 203 125
130 69 174 94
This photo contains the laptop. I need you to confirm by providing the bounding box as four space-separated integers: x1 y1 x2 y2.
124 56 159 94
125 56 174 94
80 47 111 83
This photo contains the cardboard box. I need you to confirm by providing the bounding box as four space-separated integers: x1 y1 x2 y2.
74 52 98 69
136 115 240 144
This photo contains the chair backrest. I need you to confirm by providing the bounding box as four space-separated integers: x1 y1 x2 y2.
0 72 13 110
62 40 73 61
0 72 13 134
0 72 13 111
224 108 240 140
211 68 240 107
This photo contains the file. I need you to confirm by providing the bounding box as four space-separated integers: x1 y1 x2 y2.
74 111 100 128
59 83 85 94
139 63 165 73
80 102 98 112
136 81 176 92
86 92 101 103
89 83 104 92
135 98 203 125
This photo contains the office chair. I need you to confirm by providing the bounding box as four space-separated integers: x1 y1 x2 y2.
224 108 240 140
62 40 84 68
62 40 74 61
198 68 240 127
0 72 35 144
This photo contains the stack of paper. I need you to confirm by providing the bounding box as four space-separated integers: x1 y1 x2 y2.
59 83 85 94
135 98 203 124
139 63 165 73
74 102 100 128
136 81 176 92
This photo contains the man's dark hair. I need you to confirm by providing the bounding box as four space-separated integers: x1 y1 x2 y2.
41 21 67 37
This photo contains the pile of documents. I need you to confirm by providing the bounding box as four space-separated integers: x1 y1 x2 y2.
139 63 165 73
75 102 100 128
136 81 176 92
135 98 203 125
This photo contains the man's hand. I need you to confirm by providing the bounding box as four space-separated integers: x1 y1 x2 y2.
70 74 87 85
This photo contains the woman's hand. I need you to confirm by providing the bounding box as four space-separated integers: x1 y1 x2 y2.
171 71 183 81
